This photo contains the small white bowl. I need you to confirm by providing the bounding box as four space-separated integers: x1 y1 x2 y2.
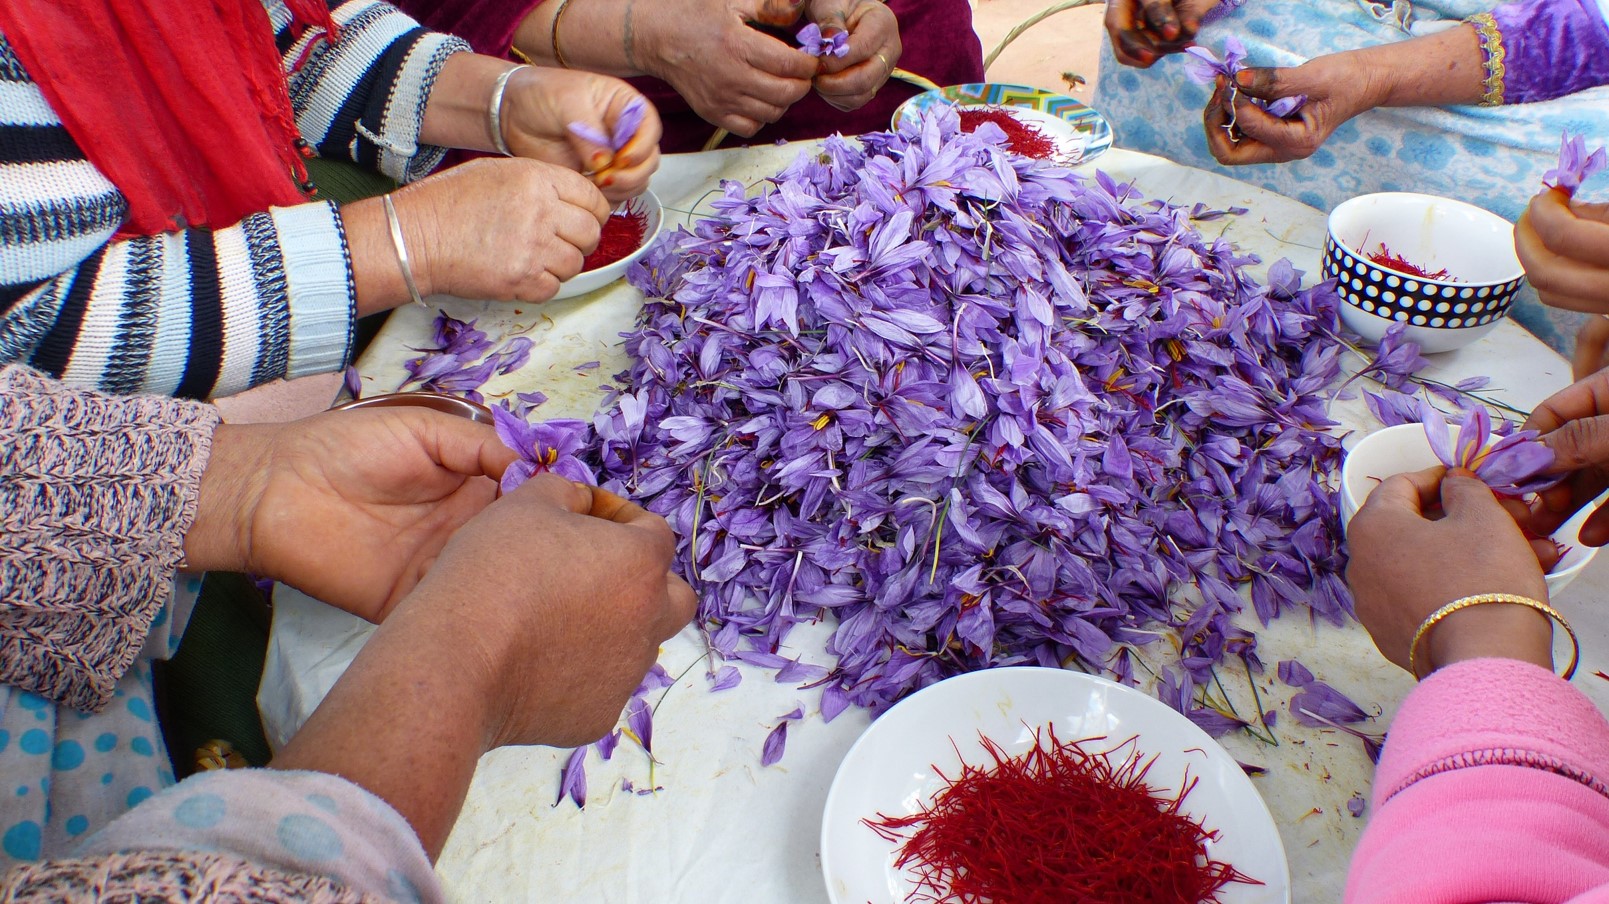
552 189 664 301
1340 423 1596 595
1325 192 1526 354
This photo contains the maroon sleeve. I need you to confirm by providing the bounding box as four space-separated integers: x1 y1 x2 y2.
388 0 547 56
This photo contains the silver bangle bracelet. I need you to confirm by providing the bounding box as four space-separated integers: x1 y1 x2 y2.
488 64 530 157
382 194 425 309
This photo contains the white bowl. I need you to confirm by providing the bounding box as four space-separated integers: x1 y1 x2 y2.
552 190 665 301
1325 192 1526 354
820 667 1290 904
1340 423 1597 595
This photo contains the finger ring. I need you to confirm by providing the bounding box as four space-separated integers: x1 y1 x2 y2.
875 52 891 73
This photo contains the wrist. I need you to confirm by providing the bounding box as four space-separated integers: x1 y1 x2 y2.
1425 600 1554 674
341 197 427 316
183 424 272 573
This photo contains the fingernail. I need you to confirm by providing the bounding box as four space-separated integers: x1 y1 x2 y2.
601 176 615 187
1235 70 1253 88
592 152 609 167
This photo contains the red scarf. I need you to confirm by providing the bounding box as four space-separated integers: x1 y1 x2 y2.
0 1 338 236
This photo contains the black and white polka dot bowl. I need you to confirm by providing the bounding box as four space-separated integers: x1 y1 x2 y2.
1324 192 1525 354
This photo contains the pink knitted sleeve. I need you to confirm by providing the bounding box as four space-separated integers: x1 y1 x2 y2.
1345 658 1609 903
0 365 219 712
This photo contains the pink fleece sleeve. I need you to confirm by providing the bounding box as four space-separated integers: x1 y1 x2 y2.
1345 659 1609 903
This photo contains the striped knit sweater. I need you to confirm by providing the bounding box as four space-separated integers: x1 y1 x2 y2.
0 1 470 400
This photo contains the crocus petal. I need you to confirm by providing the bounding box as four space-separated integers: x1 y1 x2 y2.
1418 400 1455 468
611 97 648 150
556 747 587 808
567 120 612 148
760 721 790 766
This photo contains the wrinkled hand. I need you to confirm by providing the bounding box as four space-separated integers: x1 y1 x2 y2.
1347 467 1552 675
1516 189 1609 315
390 157 609 303
498 67 662 203
639 0 818 136
806 0 900 112
1204 57 1384 165
1522 368 1609 545
187 408 519 624
1104 0 1220 67
404 476 698 748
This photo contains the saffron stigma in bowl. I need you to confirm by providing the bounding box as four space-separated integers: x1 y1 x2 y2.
957 108 1055 159
865 725 1260 904
1366 242 1453 281
583 205 649 272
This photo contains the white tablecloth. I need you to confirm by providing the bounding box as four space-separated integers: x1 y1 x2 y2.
259 143 1609 903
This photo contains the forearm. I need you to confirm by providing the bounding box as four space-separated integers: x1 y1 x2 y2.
511 0 646 77
1349 24 1488 109
417 52 518 152
269 591 498 859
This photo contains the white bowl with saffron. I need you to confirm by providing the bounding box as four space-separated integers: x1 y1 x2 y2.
1340 422 1597 595
552 189 665 301
1325 193 1526 354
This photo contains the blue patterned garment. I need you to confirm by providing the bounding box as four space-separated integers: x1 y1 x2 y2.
1092 0 1609 351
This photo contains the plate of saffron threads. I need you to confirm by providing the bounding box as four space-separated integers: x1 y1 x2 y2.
892 83 1113 167
552 189 665 301
821 667 1290 904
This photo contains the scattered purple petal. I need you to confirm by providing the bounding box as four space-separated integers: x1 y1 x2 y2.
709 665 743 691
595 729 620 761
556 747 587 808
625 695 654 756
760 721 790 766
342 365 362 400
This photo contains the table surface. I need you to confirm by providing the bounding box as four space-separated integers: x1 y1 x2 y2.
259 142 1609 904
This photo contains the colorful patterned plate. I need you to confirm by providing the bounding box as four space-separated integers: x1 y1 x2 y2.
893 83 1113 166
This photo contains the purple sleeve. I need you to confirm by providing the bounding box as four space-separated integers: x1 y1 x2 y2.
1344 659 1609 902
1480 0 1609 104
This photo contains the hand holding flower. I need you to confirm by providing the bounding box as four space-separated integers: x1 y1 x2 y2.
500 67 662 203
804 0 900 112
1522 368 1609 546
1203 54 1385 166
1346 467 1553 676
1515 192 1609 316
183 407 519 624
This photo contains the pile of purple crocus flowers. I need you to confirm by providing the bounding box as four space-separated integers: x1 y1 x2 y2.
578 108 1351 730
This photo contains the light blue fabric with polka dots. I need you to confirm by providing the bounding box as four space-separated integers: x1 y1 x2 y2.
78 769 442 903
0 575 200 870
1092 0 1609 351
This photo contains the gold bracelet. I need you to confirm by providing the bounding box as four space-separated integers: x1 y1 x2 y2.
1408 593 1579 681
382 194 425 309
551 0 575 69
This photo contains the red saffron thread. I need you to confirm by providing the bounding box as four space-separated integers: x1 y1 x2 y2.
583 206 649 272
1366 243 1452 281
958 108 1056 159
865 725 1262 904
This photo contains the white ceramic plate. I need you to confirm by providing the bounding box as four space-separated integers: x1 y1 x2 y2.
820 667 1291 904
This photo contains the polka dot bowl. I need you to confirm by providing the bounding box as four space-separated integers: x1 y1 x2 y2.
1324 192 1525 354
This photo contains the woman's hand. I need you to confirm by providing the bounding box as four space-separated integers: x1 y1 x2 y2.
1203 59 1385 165
1516 189 1609 315
346 157 610 310
1522 368 1609 544
639 0 818 136
806 0 900 112
1103 0 1220 68
185 407 519 624
1346 467 1553 675
498 67 662 203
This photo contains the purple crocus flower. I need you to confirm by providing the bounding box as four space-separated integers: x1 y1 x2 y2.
1543 132 1607 194
567 96 651 152
796 22 849 58
342 365 362 400
492 404 596 492
1419 401 1557 496
1182 37 1305 119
